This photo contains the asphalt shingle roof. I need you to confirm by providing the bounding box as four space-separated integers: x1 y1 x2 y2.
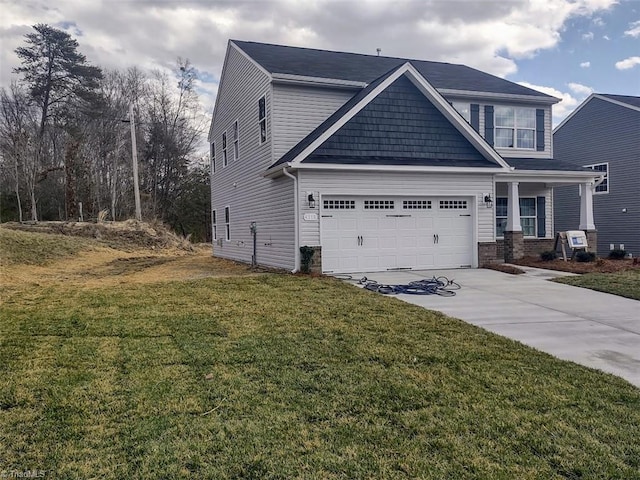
233 40 555 98
505 158 593 172
599 94 640 109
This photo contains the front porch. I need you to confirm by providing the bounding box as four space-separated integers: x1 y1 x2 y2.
483 172 601 264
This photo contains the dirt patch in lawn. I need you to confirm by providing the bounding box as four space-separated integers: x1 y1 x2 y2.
1 223 262 289
513 256 640 274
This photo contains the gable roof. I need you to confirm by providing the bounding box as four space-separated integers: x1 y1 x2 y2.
554 93 640 133
267 62 510 174
232 40 556 100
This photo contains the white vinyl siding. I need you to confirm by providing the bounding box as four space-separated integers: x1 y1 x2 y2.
271 83 355 160
210 43 295 270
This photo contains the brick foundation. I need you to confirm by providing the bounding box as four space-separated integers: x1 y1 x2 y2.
478 242 498 265
503 231 524 262
585 230 597 255
496 238 555 261
309 246 322 274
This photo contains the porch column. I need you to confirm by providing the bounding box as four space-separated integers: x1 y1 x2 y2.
579 182 596 230
504 182 524 262
579 182 597 254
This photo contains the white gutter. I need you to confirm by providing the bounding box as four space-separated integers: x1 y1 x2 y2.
282 167 300 273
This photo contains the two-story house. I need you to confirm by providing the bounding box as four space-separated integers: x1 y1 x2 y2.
554 94 640 258
209 40 601 273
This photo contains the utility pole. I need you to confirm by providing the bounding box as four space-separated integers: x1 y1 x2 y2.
128 104 142 221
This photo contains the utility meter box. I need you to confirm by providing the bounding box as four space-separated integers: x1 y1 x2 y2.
566 230 588 249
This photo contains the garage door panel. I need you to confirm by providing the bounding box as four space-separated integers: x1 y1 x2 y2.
321 196 474 273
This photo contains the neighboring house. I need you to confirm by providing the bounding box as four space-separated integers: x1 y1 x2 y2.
209 40 601 273
554 94 640 258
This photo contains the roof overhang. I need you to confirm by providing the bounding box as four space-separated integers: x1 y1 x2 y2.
495 169 604 185
265 162 506 178
271 73 366 89
439 88 559 105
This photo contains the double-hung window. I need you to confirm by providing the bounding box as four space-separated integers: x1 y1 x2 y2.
224 206 230 241
233 120 239 161
258 96 267 144
495 107 535 149
584 163 608 193
496 197 536 237
212 210 217 240
222 132 228 167
210 142 216 173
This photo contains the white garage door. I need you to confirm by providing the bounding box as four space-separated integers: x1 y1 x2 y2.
321 197 473 273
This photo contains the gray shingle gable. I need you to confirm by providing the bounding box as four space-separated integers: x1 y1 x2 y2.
304 75 494 167
233 40 554 98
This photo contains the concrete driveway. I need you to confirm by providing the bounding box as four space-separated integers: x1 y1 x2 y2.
343 267 640 388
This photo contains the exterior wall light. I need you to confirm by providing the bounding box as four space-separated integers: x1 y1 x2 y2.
307 193 316 209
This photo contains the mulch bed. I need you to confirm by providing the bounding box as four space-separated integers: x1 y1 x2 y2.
513 256 640 274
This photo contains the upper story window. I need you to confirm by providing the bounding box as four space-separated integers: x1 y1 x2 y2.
585 163 608 193
210 142 216 173
233 120 239 161
452 102 470 122
258 95 267 144
495 107 535 149
222 131 228 167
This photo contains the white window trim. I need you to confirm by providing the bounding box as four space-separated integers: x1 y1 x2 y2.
212 209 217 241
233 120 239 161
258 95 267 145
222 131 228 167
224 206 230 241
494 106 536 150
210 141 216 173
584 162 609 194
496 196 537 238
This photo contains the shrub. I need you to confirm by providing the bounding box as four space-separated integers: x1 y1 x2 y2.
299 246 315 273
575 251 596 263
608 249 627 260
540 251 557 261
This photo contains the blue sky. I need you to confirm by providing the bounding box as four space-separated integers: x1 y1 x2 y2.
1 0 638 128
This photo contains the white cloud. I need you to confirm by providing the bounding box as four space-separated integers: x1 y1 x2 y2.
603 34 611 40
581 31 595 40
568 82 594 96
580 61 591 68
615 56 640 70
624 20 640 37
592 17 605 27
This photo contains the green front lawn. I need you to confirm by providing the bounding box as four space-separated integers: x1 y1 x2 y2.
1 275 639 478
555 269 640 301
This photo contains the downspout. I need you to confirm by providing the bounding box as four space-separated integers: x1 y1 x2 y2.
282 167 300 273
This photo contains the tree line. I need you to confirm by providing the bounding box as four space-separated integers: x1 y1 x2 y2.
0 24 211 241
